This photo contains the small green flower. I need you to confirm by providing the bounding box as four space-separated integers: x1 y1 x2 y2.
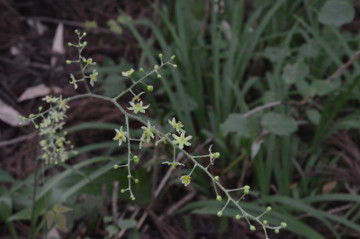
69 74 78 89
113 127 127 146
89 69 98 87
128 101 149 114
180 175 191 186
208 145 220 164
168 117 183 133
162 161 185 169
58 97 69 111
122 68 134 77
172 131 192 149
141 121 155 143
42 96 57 103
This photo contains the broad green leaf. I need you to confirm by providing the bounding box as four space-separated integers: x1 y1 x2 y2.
310 80 334 96
318 0 355 27
54 204 72 213
102 74 126 97
104 216 113 223
55 213 67 232
306 109 321 125
262 91 279 103
106 225 119 235
45 211 55 229
0 201 11 220
299 41 318 58
282 62 309 85
261 112 298 136
8 208 31 221
295 78 311 98
118 219 137 230
263 47 290 62
220 114 252 137
0 186 12 210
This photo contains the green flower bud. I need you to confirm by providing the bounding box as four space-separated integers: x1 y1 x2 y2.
139 67 144 72
217 211 222 217
113 165 119 169
83 41 88 46
147 85 153 91
173 64 178 68
157 74 161 78
135 179 139 184
154 65 159 69
82 32 87 37
171 55 176 60
263 220 268 225
266 206 272 211
250 225 256 231
133 155 139 164
120 189 125 193
67 42 72 47
243 185 250 190
213 152 220 159
235 214 241 220
158 53 163 59
275 229 280 234
66 60 72 64
214 176 220 181
131 196 135 201
74 29 79 34
216 195 222 201
281 222 287 228
244 189 249 195
127 175 131 179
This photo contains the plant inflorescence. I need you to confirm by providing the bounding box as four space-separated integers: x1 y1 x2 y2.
21 30 287 238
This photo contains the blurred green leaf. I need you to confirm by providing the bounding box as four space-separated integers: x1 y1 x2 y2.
107 20 123 34
118 219 137 230
84 20 98 30
0 186 12 211
282 62 309 85
310 80 334 96
261 112 298 136
55 213 67 232
45 211 55 229
54 203 72 213
221 113 252 137
106 225 119 235
102 74 126 97
318 0 355 27
8 207 31 221
263 47 290 62
0 169 14 183
306 109 321 125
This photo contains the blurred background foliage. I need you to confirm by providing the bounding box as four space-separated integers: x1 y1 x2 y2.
1 0 360 238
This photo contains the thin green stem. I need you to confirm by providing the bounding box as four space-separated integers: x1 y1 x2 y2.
113 62 172 101
65 92 283 235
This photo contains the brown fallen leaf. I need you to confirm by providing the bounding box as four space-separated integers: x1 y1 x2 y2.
322 181 337 194
0 99 23 127
51 23 64 67
18 84 62 102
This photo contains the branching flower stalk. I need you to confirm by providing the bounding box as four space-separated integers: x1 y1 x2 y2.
22 30 286 238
